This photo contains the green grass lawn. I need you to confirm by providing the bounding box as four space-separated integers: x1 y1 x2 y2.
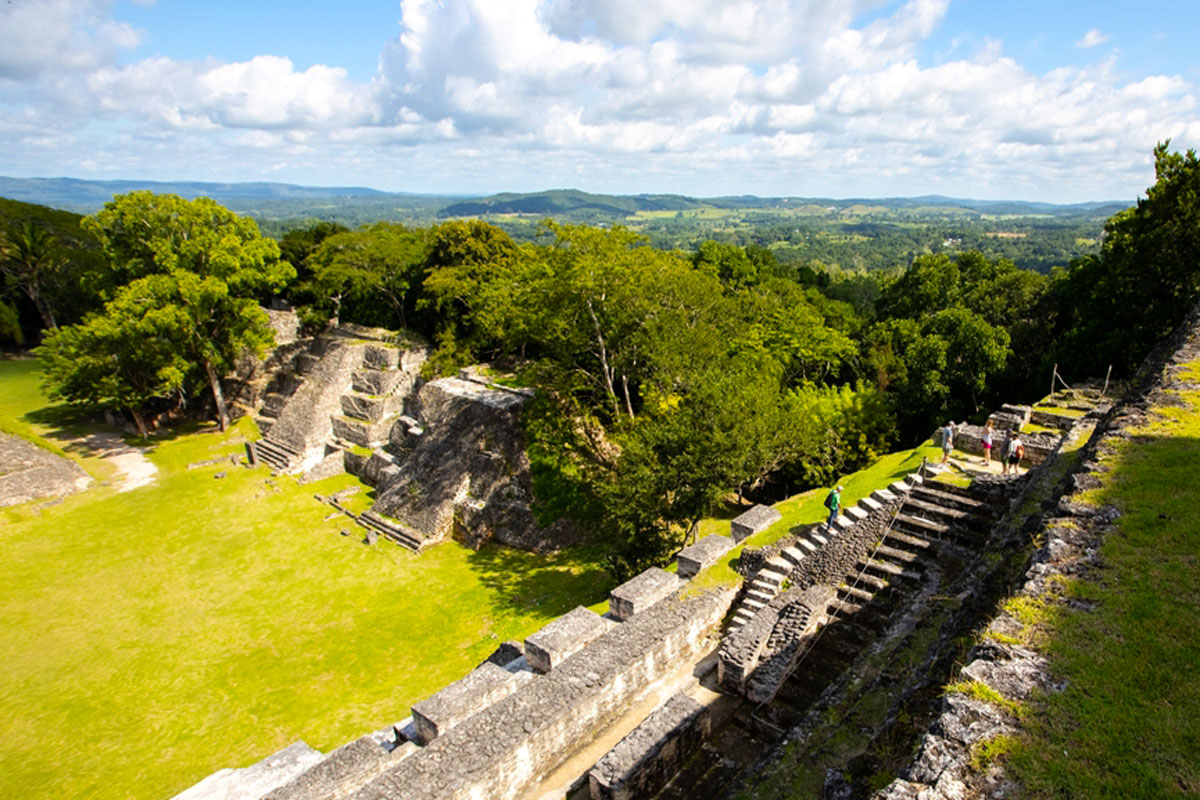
0 361 610 800
1006 365 1200 797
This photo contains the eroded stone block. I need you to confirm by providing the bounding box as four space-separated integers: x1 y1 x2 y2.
609 567 682 621
524 606 613 674
730 503 782 542
676 535 735 578
411 662 520 744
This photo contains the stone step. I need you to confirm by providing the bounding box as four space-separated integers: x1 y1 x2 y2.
839 585 874 602
798 538 818 553
853 573 889 592
828 599 863 617
359 511 424 551
780 546 807 566
352 367 411 396
745 589 775 605
858 558 921 581
886 530 932 550
254 437 301 471
893 512 952 537
809 531 828 546
903 496 990 529
756 571 787 589
742 597 766 610
340 391 403 424
910 484 991 514
254 415 276 435
874 544 920 563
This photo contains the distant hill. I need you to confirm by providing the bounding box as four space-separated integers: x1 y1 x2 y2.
438 189 704 217
0 176 404 214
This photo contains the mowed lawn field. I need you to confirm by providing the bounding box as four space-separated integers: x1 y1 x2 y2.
0 360 610 800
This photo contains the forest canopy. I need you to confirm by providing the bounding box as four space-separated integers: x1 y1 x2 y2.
6 143 1200 576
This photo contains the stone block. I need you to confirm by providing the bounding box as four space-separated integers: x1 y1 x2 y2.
331 416 391 448
998 404 1032 424
411 662 521 744
676 535 735 578
340 392 402 423
730 503 782 542
481 641 524 669
844 505 869 521
589 694 711 800
352 368 409 397
871 488 897 505
859 495 882 512
363 344 401 370
524 606 613 674
609 568 683 621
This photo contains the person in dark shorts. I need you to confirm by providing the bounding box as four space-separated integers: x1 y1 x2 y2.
1005 432 1025 475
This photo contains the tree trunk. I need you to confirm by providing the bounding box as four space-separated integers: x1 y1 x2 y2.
23 284 57 330
621 374 634 419
128 407 148 438
586 298 620 417
204 359 229 432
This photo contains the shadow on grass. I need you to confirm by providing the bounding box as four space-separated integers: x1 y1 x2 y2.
464 543 611 623
24 402 224 453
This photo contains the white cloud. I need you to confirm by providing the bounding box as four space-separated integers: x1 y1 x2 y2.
1076 29 1110 49
0 0 1196 201
0 0 140 81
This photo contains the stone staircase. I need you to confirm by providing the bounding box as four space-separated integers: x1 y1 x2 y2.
253 438 303 472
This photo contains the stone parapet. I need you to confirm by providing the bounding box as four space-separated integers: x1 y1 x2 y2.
525 606 614 674
411 662 523 744
588 693 711 800
264 736 413 800
730 504 782 542
348 588 735 800
609 568 683 621
677 535 736 578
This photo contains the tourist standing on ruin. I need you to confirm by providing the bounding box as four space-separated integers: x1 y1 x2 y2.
981 419 995 467
1006 432 1025 475
824 484 843 530
939 421 956 465
1000 427 1013 475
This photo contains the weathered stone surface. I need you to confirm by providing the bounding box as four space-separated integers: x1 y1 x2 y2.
525 606 614 674
362 343 401 370
264 737 412 800
730 503 782 542
268 339 367 451
371 377 577 553
341 391 403 423
0 431 90 507
352 368 411 397
173 741 324 800
411 662 522 743
953 422 1060 466
609 567 683 621
331 415 392 448
348 588 734 800
589 693 711 800
677 535 735 578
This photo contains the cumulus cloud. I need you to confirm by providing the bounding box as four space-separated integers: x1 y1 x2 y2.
1076 29 1110 49
0 0 140 81
1 0 1197 201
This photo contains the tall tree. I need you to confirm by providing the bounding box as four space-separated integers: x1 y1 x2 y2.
0 221 65 331
49 192 294 430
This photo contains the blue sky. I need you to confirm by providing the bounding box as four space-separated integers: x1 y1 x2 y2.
2 0 1198 202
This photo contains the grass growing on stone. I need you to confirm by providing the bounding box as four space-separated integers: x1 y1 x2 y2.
0 362 609 800
1007 365 1200 798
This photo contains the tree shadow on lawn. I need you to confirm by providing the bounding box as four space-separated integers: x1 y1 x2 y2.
25 402 226 454
464 543 612 623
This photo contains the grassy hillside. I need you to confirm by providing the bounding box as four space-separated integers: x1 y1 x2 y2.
1007 363 1200 796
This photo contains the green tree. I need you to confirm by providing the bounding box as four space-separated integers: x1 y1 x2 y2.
50 192 294 430
308 222 426 330
38 278 192 436
0 221 66 331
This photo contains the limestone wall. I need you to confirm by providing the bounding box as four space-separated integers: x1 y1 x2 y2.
348 587 735 800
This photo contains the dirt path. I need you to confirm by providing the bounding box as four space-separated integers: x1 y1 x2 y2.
79 432 158 492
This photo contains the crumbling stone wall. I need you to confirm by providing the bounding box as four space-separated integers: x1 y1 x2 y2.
789 493 906 588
